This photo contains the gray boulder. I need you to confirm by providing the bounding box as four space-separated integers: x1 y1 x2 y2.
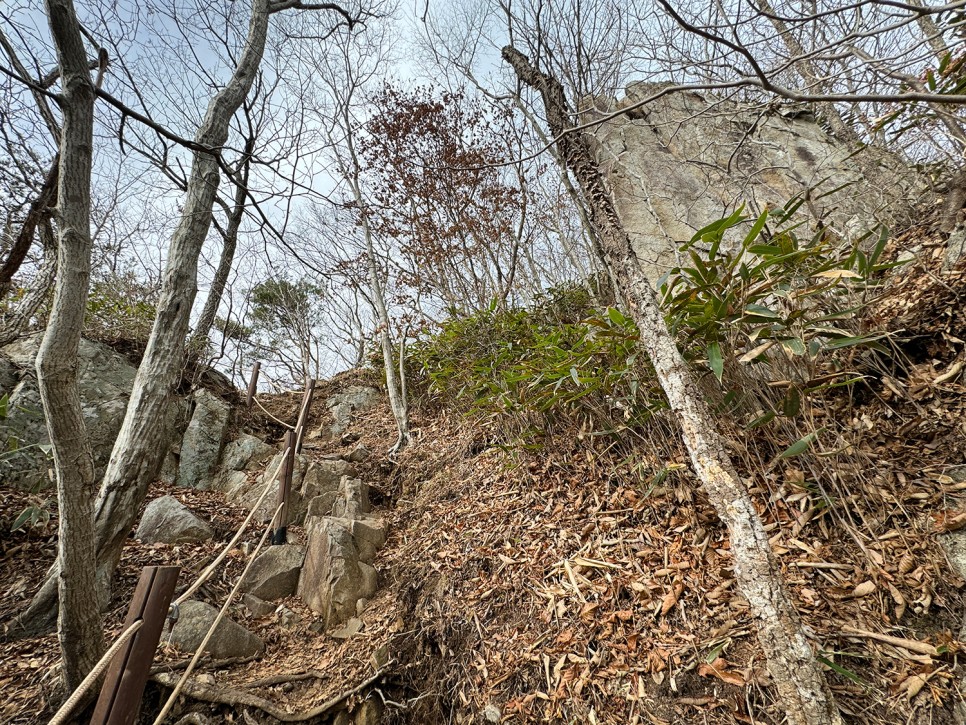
220 434 274 473
332 477 371 519
587 85 927 283
135 495 213 544
241 593 277 618
241 544 305 601
324 386 380 439
177 389 231 489
345 444 371 463
0 354 18 394
0 334 167 490
294 459 355 523
166 600 264 659
298 517 377 627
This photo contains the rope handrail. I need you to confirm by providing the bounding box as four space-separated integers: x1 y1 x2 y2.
152 503 283 725
176 448 288 605
47 619 144 725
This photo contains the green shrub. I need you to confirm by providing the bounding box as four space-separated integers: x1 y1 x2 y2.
660 198 898 429
408 283 666 442
85 273 158 349
409 200 897 453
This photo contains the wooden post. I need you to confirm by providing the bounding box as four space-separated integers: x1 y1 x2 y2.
272 430 295 545
246 361 261 408
90 566 180 725
293 378 316 454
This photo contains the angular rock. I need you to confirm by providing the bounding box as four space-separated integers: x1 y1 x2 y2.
166 600 264 659
325 386 380 439
331 617 363 639
298 517 377 627
219 451 313 523
306 492 339 519
0 353 18 394
177 389 231 489
276 605 299 630
302 459 355 501
135 495 213 545
294 459 356 524
220 434 274 473
332 477 371 519
241 544 304 601
350 517 387 549
0 335 184 490
241 593 277 618
345 444 371 463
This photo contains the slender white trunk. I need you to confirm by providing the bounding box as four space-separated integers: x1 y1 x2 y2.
38 0 104 691
503 45 841 725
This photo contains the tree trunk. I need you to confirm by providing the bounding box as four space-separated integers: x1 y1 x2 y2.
15 0 272 637
191 156 250 350
0 156 59 300
0 217 56 347
338 98 410 452
502 45 841 725
37 0 104 692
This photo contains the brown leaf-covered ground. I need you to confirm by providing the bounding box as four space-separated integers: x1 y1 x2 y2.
2 235 966 725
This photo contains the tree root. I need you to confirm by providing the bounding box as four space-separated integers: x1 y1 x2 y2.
151 668 386 722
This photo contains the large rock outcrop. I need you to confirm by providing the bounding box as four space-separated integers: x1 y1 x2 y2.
0 334 186 489
586 85 927 282
176 389 232 489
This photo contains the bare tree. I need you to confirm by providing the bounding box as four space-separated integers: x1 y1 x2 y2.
35 0 105 691
14 0 365 638
313 18 411 450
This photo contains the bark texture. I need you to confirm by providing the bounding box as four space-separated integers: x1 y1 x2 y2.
38 0 104 691
502 45 841 725
16 0 273 636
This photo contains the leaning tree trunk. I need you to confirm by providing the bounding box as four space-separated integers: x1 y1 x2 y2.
190 155 250 350
36 0 104 692
0 156 58 300
0 218 57 347
502 46 841 725
15 0 273 637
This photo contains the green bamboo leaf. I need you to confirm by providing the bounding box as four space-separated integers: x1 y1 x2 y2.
779 429 822 459
707 342 724 384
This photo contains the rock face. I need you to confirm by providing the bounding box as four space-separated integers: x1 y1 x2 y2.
219 452 356 526
0 334 187 490
241 544 305 601
135 495 214 544
323 386 380 440
220 434 274 474
166 600 264 659
298 474 386 629
586 85 927 282
177 389 232 489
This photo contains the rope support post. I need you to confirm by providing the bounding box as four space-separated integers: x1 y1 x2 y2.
90 565 180 725
294 377 316 454
245 361 261 408
272 431 295 545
